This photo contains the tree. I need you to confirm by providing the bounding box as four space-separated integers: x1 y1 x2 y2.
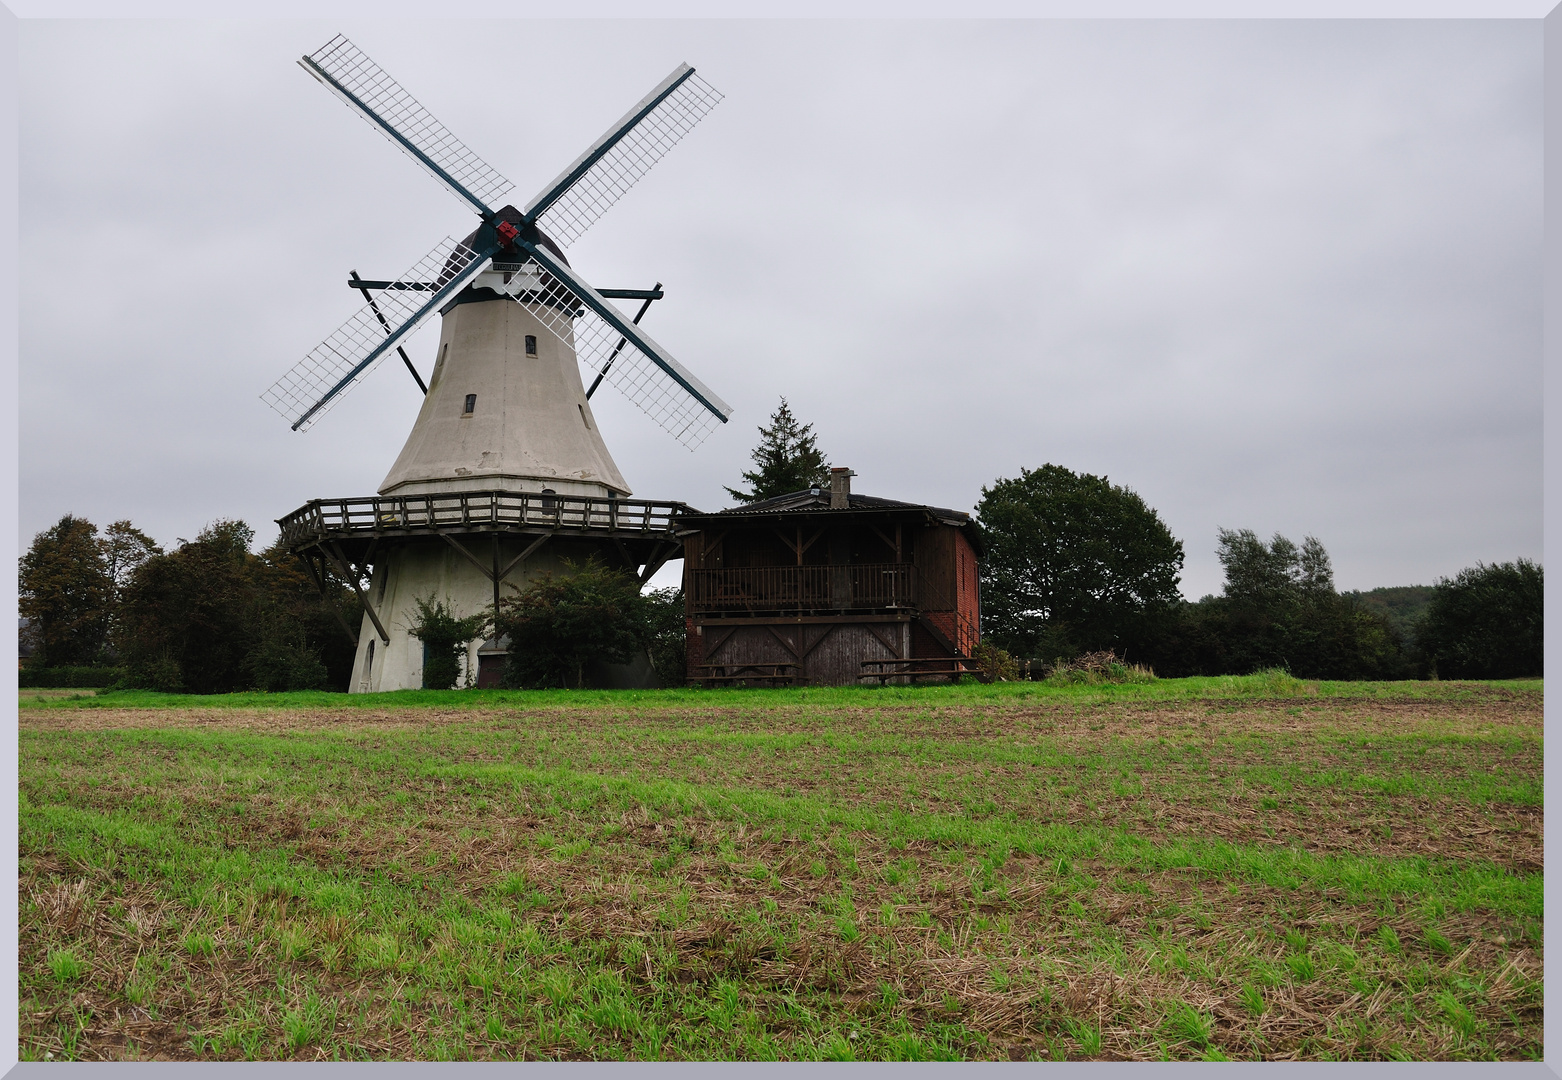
1161 529 1405 679
407 596 489 690
19 514 113 666
977 465 1185 662
100 520 162 650
725 398 830 504
1415 559 1542 679
642 586 687 687
116 519 260 694
496 560 646 689
1217 529 1334 606
244 539 355 692
101 520 162 599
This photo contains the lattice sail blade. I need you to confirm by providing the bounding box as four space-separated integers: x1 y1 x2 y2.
263 238 488 432
502 256 731 449
523 65 723 247
301 34 513 216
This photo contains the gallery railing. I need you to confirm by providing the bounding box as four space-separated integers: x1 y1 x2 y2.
277 490 689 549
688 563 918 614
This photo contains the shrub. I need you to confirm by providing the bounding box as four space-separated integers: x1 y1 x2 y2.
244 630 330 692
18 665 124 688
406 595 489 690
970 639 1018 682
496 559 646 689
126 647 184 693
1044 649 1156 686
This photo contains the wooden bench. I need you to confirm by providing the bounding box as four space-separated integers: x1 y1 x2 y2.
859 658 984 685
692 662 803 688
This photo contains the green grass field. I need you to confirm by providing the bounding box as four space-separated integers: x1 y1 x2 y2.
18 676 1542 1060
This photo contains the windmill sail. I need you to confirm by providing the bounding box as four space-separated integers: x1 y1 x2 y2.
273 36 731 446
509 249 731 449
301 35 512 216
262 237 490 431
523 64 723 247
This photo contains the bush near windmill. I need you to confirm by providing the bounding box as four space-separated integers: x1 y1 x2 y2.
406 596 490 691
113 521 358 694
494 561 648 690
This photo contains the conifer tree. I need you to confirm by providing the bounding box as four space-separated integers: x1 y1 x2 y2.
724 398 830 504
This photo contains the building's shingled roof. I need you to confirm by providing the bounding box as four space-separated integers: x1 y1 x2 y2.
679 488 982 554
719 488 970 523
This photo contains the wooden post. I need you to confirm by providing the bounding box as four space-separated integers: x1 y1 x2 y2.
492 533 501 620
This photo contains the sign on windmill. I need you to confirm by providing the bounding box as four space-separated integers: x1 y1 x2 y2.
266 35 731 692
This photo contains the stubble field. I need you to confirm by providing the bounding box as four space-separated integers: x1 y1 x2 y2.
17 675 1543 1061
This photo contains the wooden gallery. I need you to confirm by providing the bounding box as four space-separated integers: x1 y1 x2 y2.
678 469 983 686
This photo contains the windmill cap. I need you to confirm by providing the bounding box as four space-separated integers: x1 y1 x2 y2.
458 206 570 267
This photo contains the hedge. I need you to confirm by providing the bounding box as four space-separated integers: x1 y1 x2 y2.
18 666 125 688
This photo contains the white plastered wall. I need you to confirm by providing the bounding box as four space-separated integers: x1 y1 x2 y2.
379 298 630 499
350 538 607 692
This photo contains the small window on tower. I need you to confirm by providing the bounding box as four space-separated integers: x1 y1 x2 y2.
525 335 538 357
463 394 476 415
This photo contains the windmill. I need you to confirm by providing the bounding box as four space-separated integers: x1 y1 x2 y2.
266 35 730 691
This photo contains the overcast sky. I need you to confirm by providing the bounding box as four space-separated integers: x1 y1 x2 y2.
19 19 1540 599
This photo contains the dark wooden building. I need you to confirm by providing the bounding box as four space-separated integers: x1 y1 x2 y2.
679 468 983 686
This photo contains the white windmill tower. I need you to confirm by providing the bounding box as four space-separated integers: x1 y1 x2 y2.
264 35 732 691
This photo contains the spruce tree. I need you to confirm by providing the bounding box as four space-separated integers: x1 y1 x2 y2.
724 398 830 504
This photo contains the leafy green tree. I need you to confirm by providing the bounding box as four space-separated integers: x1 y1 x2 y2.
1218 529 1335 605
725 398 830 504
642 586 687 687
19 514 114 667
977 464 1184 662
407 596 489 690
1161 529 1405 679
116 520 259 694
249 538 360 691
496 560 647 689
1343 585 1435 650
101 520 162 600
100 520 162 652
1415 559 1542 679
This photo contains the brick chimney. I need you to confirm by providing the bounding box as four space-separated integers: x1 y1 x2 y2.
829 467 853 509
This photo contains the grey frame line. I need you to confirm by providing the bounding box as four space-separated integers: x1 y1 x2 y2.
521 63 697 226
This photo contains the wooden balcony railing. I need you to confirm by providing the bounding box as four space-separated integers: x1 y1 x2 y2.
277 490 689 550
688 563 917 614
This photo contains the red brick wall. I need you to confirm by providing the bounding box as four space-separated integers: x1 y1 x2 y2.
684 618 704 682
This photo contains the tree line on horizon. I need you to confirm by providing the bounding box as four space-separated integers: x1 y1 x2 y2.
976 463 1541 680
18 400 1543 690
